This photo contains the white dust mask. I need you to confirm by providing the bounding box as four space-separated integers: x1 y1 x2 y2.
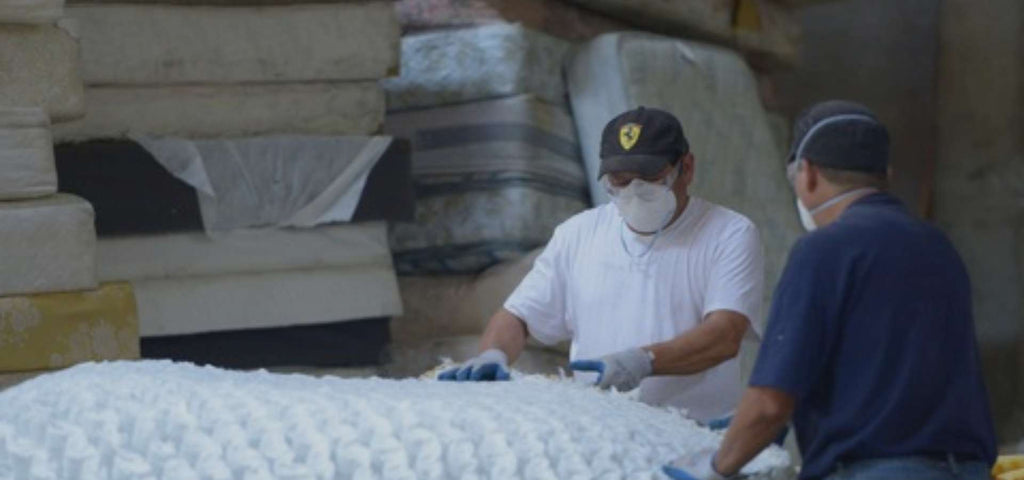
796 188 878 232
604 165 679 234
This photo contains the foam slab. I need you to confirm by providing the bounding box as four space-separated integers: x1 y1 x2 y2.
383 23 571 110
0 361 793 479
133 265 402 337
566 33 802 308
0 283 138 373
0 194 96 296
68 2 399 85
98 222 390 282
0 108 56 200
52 82 383 141
0 22 85 122
0 0 63 23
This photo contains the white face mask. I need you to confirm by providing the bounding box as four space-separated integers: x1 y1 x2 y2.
795 185 879 232
603 165 679 234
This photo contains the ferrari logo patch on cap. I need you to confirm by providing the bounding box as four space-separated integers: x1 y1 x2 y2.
619 123 642 151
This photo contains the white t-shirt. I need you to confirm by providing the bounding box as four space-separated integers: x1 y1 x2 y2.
504 197 765 421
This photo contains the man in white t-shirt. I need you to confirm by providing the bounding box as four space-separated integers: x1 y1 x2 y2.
438 107 765 422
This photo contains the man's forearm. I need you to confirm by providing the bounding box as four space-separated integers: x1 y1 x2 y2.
479 308 529 363
713 387 794 475
646 311 748 376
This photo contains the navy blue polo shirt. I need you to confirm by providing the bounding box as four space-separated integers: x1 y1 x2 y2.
750 193 996 479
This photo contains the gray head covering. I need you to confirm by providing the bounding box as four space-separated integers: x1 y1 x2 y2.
787 100 890 173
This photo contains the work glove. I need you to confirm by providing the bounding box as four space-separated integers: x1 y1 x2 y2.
436 348 511 381
663 449 741 480
568 347 652 392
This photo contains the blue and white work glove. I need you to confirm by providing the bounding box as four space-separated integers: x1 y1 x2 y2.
663 449 741 480
568 347 653 391
436 348 511 381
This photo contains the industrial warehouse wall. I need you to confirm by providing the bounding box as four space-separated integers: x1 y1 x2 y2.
766 0 941 216
936 0 1024 446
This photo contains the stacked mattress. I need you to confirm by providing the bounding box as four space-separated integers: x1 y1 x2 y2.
383 25 587 277
385 95 588 274
395 0 628 41
54 138 412 368
383 23 571 110
566 32 802 312
562 0 801 69
0 2 135 372
53 2 397 141
44 1 409 369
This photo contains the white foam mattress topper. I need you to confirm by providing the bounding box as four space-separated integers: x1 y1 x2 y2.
0 21 85 122
52 82 383 142
0 108 56 200
97 222 390 282
0 194 96 297
67 2 399 86
133 265 402 337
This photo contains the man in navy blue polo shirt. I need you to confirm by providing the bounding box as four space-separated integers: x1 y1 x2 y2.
664 100 996 480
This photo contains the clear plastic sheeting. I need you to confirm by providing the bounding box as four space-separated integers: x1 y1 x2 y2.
0 0 63 24
0 108 56 200
134 135 393 232
383 23 571 110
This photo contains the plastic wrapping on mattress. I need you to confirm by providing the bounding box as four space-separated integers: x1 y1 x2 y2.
384 95 588 274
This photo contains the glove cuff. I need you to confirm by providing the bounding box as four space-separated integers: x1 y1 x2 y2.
479 348 509 366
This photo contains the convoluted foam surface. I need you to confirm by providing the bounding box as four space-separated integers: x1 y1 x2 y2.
0 361 791 480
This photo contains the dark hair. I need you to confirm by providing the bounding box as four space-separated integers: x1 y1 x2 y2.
815 164 888 190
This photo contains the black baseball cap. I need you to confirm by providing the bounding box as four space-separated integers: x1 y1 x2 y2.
788 100 890 173
599 107 689 178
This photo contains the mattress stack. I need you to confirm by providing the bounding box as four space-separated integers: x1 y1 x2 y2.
0 1 139 372
0 2 137 373
383 25 589 276
48 0 413 369
396 0 805 71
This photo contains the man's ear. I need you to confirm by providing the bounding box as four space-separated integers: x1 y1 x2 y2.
680 153 695 186
803 160 819 194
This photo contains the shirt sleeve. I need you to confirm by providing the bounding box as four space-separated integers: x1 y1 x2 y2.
503 224 573 346
703 219 766 337
748 237 836 398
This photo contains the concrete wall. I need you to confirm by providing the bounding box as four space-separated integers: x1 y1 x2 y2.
767 0 941 216
935 0 1024 445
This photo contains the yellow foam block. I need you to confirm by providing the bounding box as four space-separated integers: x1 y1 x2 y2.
0 283 139 372
994 456 1024 477
998 469 1024 480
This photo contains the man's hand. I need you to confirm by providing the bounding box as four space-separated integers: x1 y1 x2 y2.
437 349 511 381
569 347 652 391
663 449 739 480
